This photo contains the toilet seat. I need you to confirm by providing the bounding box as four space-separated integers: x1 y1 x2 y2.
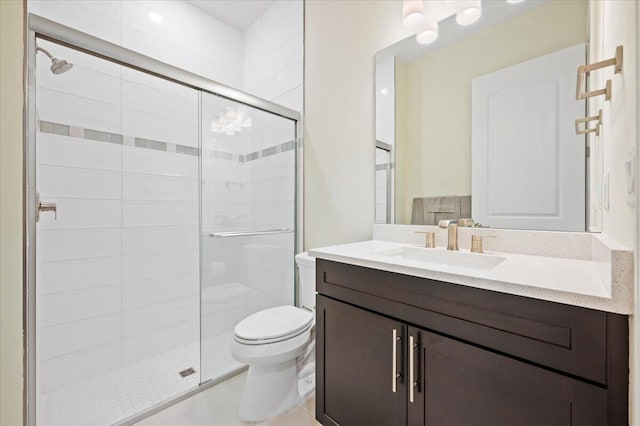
234 306 313 345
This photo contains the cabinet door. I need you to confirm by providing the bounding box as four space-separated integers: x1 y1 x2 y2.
407 327 608 426
317 295 407 426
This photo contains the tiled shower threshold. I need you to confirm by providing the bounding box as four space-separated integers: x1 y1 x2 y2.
38 332 243 426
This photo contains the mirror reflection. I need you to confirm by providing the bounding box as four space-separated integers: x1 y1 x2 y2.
375 0 600 232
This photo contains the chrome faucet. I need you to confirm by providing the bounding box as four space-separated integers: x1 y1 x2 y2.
438 220 459 250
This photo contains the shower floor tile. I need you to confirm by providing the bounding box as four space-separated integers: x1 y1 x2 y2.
38 332 243 426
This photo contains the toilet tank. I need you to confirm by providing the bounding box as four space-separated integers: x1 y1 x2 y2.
295 252 316 311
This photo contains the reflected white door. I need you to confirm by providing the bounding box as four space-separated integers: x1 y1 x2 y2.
472 44 585 231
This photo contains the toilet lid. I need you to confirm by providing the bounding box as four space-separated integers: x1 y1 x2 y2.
234 306 313 342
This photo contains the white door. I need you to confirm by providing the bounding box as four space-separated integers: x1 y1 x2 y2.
472 44 585 231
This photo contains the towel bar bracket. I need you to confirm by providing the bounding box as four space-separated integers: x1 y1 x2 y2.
576 45 623 101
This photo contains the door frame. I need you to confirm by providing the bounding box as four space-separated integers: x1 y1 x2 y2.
24 13 302 426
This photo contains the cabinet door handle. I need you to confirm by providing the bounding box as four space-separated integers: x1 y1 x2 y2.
409 335 415 403
392 328 401 393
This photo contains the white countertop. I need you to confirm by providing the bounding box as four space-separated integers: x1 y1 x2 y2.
309 240 633 314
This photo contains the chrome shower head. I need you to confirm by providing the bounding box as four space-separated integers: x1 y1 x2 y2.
37 46 73 75
50 58 73 75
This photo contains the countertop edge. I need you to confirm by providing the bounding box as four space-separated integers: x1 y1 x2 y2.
309 248 633 315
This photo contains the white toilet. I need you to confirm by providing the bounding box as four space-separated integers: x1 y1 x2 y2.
231 252 316 422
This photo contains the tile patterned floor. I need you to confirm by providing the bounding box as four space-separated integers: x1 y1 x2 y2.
134 372 320 426
39 332 242 426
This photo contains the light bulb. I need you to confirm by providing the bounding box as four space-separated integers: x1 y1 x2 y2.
456 0 482 26
225 107 237 121
416 21 438 45
148 11 163 24
402 0 424 28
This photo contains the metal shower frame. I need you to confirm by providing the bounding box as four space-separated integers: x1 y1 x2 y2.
24 13 303 426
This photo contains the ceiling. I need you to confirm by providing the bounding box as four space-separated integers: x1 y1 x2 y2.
187 0 276 31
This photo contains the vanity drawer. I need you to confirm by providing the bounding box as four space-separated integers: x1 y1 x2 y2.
316 259 625 387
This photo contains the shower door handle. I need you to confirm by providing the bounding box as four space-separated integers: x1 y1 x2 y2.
36 192 57 221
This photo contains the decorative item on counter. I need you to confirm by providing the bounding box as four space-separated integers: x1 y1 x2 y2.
459 218 474 227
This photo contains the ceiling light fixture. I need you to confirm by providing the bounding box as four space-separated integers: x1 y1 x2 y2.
416 21 439 45
148 11 163 24
406 1 484 46
402 0 424 28
211 107 252 136
506 0 524 3
456 0 482 26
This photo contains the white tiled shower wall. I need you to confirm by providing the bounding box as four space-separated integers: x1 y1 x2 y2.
31 0 302 393
30 0 245 88
36 39 200 393
199 96 296 383
29 0 303 109
244 0 304 111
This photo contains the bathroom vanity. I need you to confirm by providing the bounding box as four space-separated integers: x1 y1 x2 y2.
310 238 631 426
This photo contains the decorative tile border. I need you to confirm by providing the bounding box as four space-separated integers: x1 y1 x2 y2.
375 163 395 171
39 120 295 162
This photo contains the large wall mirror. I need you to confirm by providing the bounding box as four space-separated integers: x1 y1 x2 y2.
375 0 604 232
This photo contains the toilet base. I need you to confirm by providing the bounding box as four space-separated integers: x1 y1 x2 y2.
238 359 302 422
297 361 315 398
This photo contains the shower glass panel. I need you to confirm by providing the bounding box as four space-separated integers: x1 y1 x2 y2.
200 92 297 382
375 146 393 223
34 39 200 426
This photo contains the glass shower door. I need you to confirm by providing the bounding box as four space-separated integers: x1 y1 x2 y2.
200 92 297 383
34 39 201 426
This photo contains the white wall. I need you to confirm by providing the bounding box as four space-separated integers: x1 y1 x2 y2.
600 0 638 250
596 1 639 424
0 1 24 424
304 0 412 249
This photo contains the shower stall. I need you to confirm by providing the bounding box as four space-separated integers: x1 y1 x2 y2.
26 15 300 426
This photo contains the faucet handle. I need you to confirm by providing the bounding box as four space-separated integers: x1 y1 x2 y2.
438 219 457 229
415 231 436 248
470 235 497 254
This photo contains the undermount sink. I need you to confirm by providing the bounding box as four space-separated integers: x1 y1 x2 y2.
376 246 506 270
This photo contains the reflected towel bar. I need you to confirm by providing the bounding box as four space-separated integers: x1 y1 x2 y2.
575 109 603 136
209 228 293 238
576 45 623 101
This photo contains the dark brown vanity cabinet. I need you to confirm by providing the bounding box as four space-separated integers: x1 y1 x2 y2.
407 327 607 426
318 296 407 426
315 260 629 426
